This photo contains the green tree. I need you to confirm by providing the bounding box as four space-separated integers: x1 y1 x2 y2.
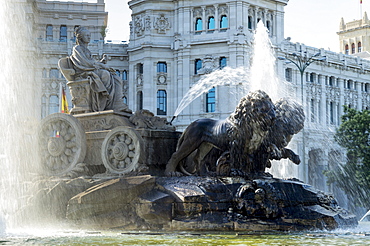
325 106 370 207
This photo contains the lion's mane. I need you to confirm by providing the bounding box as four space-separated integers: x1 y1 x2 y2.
226 90 276 173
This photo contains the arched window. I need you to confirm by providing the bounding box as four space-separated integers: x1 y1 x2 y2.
157 90 167 115
345 44 349 55
220 15 228 29
208 16 215 30
137 91 143 110
351 43 355 54
115 70 121 77
206 87 216 113
49 95 59 114
248 16 253 29
365 83 369 92
358 42 362 52
195 59 202 74
123 96 127 105
157 62 167 73
195 18 203 32
122 70 128 81
60 25 67 42
46 25 53 41
219 57 227 69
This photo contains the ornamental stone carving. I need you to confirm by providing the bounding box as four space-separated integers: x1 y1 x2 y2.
197 55 218 75
137 74 143 86
206 6 215 16
194 8 202 17
219 5 228 15
145 16 151 31
157 74 167 85
154 14 171 34
134 15 145 36
129 109 175 131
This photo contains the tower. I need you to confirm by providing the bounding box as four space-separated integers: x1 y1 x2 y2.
338 12 370 57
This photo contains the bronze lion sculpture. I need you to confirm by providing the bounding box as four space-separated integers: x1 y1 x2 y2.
165 90 276 177
251 98 305 174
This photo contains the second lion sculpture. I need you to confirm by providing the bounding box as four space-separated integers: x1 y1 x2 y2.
165 90 276 177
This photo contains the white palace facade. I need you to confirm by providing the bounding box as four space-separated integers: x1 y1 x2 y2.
31 0 370 208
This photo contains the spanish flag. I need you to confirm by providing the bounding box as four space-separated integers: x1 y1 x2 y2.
61 86 69 114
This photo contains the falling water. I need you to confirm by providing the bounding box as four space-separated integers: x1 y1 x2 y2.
0 0 41 234
173 67 249 117
250 21 284 101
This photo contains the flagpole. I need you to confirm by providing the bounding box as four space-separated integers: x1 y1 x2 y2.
361 0 363 19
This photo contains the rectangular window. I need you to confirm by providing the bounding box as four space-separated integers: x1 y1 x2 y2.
195 59 202 74
310 99 315 122
157 90 167 115
206 87 216 113
137 91 143 110
157 62 167 73
60 25 67 42
46 25 53 41
50 68 59 78
285 68 292 82
138 63 143 74
219 57 227 69
122 70 128 81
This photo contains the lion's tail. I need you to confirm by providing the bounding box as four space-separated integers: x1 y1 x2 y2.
176 128 187 150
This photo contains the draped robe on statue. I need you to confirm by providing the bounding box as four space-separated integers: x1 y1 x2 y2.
70 44 125 112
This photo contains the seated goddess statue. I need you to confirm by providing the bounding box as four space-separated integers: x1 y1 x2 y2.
59 26 130 113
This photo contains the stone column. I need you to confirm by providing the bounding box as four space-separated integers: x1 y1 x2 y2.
53 25 59 41
264 9 268 26
214 4 219 30
202 6 206 31
356 81 363 110
236 1 242 27
337 78 345 124
254 7 258 28
190 7 194 33
244 3 250 30
272 11 277 37
319 75 326 125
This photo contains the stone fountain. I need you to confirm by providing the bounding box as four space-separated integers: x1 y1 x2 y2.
33 26 358 231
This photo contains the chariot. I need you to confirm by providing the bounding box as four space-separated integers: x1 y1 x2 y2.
38 58 179 177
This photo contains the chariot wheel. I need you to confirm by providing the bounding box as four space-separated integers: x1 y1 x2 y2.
38 113 86 176
101 126 144 174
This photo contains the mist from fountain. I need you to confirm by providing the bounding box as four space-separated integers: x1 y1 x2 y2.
0 0 41 235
